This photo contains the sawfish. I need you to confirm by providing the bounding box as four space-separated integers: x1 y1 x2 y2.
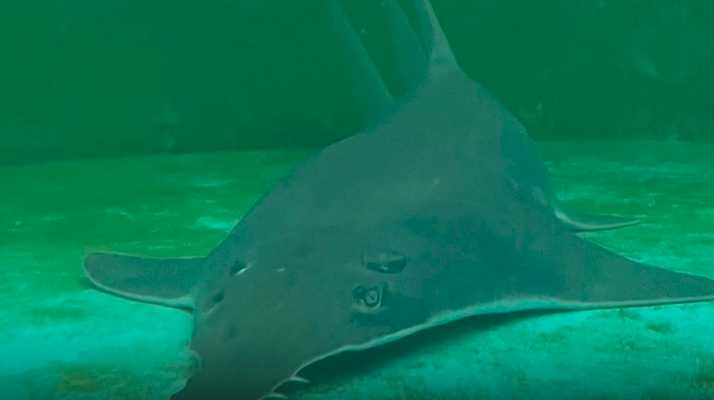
82 0 714 399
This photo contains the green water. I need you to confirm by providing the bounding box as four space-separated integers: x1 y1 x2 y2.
2 0 713 166
1 142 713 399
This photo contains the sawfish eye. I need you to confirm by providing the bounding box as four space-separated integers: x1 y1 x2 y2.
352 285 383 309
363 251 408 274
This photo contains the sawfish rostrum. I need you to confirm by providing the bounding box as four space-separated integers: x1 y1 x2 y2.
83 1 714 399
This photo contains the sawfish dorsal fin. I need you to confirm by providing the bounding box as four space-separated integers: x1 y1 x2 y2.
408 0 641 233
411 0 459 75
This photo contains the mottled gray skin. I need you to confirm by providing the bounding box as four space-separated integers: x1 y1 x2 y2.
82 1 714 400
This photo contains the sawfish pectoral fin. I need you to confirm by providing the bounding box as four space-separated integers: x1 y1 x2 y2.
549 233 714 308
555 207 640 232
82 252 205 309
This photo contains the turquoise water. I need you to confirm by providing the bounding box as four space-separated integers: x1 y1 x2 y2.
1 142 713 400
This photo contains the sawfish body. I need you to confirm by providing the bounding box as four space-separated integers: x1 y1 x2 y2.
82 1 714 399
